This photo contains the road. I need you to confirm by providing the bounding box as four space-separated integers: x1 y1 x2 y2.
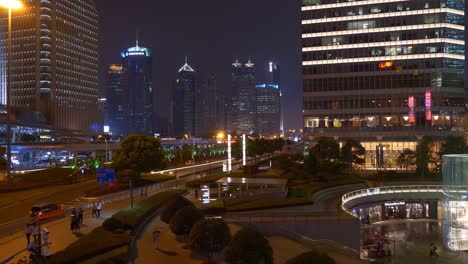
0 157 244 238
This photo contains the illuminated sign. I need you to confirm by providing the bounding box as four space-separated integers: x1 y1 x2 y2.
104 126 110 133
379 61 393 69
201 185 210 205
269 62 273 72
269 84 279 89
385 202 405 206
128 52 145 56
109 65 123 71
425 90 432 121
408 96 415 123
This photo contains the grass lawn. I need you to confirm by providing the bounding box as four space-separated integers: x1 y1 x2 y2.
224 198 313 212
140 173 174 183
288 178 366 200
185 170 285 188
16 168 74 184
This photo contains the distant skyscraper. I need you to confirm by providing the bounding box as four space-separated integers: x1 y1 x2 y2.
302 0 465 168
229 60 256 134
106 64 124 136
0 0 99 133
173 57 196 137
197 74 224 136
121 43 153 135
256 62 281 136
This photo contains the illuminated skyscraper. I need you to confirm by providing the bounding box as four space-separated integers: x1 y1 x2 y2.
173 57 196 137
302 0 465 168
229 59 256 134
256 61 281 136
0 0 99 133
121 43 153 135
105 64 124 136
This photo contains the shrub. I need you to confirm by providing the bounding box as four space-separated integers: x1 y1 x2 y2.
103 217 126 232
160 196 193 223
224 227 273 264
187 218 231 261
285 250 335 264
169 205 204 236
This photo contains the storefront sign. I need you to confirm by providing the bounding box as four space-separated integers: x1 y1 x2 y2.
425 90 432 121
201 185 210 205
385 202 405 206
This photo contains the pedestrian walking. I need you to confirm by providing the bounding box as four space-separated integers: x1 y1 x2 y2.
78 207 83 224
194 189 198 199
433 245 438 256
92 203 97 218
32 224 40 244
42 228 50 257
152 229 161 249
70 215 76 233
71 207 77 217
25 224 32 246
96 201 102 217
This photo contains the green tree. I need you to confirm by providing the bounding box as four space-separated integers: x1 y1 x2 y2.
181 144 194 163
303 154 319 175
0 146 6 170
113 134 166 173
397 149 416 172
286 251 335 264
310 137 340 161
224 227 273 264
341 138 365 166
187 218 231 261
439 136 468 158
160 196 193 223
169 205 204 237
416 136 435 178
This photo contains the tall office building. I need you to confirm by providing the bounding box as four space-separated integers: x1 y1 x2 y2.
173 58 196 137
105 64 124 136
229 59 256 134
121 43 153 135
302 0 465 168
0 0 99 134
256 61 281 136
197 74 224 136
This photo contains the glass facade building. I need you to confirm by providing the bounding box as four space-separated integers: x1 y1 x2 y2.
443 155 468 251
302 0 465 167
121 44 153 135
256 61 281 136
173 59 196 137
0 0 99 134
105 64 124 136
229 60 256 135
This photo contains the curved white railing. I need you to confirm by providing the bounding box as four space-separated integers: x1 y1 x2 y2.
341 185 468 216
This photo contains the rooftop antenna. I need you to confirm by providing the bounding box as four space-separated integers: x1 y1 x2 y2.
136 30 139 47
185 55 188 64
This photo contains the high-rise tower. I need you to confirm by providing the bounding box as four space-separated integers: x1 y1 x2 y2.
256 61 281 136
173 57 196 137
229 59 256 134
121 42 153 135
105 64 124 136
0 0 99 134
302 0 465 168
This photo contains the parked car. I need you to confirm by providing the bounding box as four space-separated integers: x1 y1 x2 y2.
258 165 270 171
29 204 65 221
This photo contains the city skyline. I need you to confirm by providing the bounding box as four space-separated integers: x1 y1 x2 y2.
96 0 303 132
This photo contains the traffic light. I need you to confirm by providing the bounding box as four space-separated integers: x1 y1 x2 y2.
94 160 100 169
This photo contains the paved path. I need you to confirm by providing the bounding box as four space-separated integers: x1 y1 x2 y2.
0 196 146 264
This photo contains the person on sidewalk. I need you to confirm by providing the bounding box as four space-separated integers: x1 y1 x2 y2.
32 224 40 244
78 207 83 224
92 203 97 218
42 227 50 257
25 224 32 246
96 201 102 217
152 230 161 249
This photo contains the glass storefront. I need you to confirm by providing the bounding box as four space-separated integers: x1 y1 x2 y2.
358 201 436 224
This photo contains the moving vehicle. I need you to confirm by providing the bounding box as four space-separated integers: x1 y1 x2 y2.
29 204 65 221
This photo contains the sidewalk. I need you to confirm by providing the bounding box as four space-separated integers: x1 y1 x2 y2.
0 195 146 263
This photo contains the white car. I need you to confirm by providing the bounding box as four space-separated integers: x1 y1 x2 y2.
258 165 270 171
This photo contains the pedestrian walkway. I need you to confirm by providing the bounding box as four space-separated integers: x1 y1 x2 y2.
0 196 146 263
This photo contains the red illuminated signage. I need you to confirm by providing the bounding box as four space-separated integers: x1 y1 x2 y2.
425 90 432 121
379 61 393 69
408 96 415 123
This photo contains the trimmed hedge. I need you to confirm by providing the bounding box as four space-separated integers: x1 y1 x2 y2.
50 190 183 263
160 196 193 223
169 205 204 236
224 227 273 264
285 250 335 264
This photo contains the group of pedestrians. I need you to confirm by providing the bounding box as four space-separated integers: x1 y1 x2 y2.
92 201 102 218
70 207 83 233
25 224 50 257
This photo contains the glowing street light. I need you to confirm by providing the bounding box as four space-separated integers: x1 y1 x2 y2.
1 0 22 186
216 131 225 140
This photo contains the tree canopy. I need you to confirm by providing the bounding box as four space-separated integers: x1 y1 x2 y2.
397 149 416 171
169 205 204 236
341 138 365 165
224 227 273 264
439 136 468 158
188 218 231 261
160 196 193 224
415 136 435 178
113 134 166 173
310 137 340 161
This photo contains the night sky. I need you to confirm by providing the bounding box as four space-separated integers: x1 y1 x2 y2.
96 0 303 132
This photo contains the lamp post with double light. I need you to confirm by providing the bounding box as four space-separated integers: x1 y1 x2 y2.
0 0 23 186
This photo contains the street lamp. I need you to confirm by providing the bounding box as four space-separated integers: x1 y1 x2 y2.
0 0 23 186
